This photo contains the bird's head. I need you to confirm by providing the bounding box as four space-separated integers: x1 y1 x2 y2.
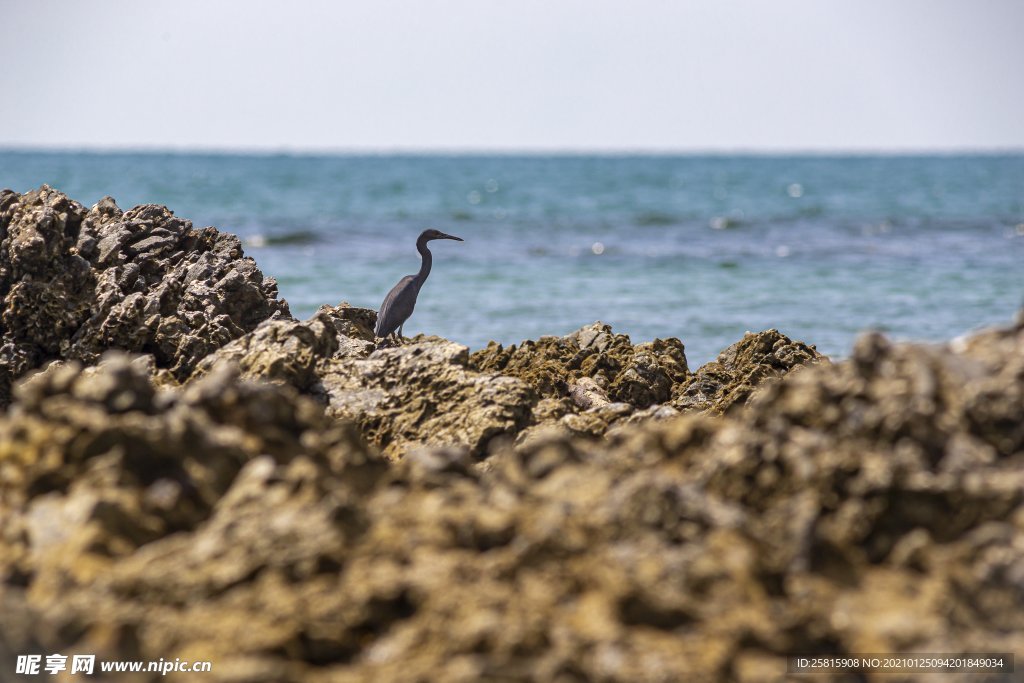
420 228 463 242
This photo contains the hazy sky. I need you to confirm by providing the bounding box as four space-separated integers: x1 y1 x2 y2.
2 0 1022 152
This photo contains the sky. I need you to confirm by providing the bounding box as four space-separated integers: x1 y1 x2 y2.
1 0 1022 153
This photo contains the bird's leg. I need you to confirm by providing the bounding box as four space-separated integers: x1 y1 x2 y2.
398 324 404 342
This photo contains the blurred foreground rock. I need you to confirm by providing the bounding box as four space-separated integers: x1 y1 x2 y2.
1 315 1021 682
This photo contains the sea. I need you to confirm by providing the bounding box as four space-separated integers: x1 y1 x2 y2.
1 151 1022 364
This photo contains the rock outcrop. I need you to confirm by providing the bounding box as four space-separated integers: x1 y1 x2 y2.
470 323 823 443
0 186 288 405
0 356 385 681
1 316 1022 682
671 328 823 415
191 315 820 459
320 337 536 460
470 323 690 409
191 309 342 396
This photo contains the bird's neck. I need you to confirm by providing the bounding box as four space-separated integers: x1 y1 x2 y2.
416 238 432 282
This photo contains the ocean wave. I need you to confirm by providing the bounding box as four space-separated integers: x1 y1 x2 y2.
244 230 319 248
634 211 679 226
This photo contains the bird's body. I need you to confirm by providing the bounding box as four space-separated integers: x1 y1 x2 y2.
375 228 463 340
376 274 420 339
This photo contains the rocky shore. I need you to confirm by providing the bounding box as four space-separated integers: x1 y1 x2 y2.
2 187 1022 682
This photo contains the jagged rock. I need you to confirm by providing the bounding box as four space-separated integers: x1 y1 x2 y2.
191 312 339 393
0 187 289 406
315 302 379 360
188 304 378 403
317 302 378 344
69 198 290 376
0 187 92 406
472 325 818 446
470 322 689 409
321 338 537 460
471 324 818 442
671 328 823 415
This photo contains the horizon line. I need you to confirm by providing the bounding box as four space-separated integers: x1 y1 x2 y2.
2 144 1024 158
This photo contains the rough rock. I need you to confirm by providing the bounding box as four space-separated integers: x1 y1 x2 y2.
472 324 819 442
315 301 378 346
0 357 386 681
671 328 824 415
191 310 340 394
320 338 536 460
0 186 288 406
0 187 92 406
2 316 1022 682
470 322 690 409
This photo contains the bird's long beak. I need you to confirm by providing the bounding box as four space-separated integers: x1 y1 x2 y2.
440 232 464 241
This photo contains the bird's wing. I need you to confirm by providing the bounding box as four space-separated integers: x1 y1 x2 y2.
375 275 418 336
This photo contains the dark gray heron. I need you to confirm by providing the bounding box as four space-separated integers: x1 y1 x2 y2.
374 228 463 340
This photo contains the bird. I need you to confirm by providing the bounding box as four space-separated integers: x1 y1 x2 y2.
375 228 463 341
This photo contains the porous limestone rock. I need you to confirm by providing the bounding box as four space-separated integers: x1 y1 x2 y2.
472 324 820 441
0 187 93 405
671 328 824 415
321 338 537 460
470 322 689 409
0 186 288 406
191 312 340 394
1 318 1022 682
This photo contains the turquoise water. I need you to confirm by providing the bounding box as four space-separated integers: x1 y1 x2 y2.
2 151 1023 363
